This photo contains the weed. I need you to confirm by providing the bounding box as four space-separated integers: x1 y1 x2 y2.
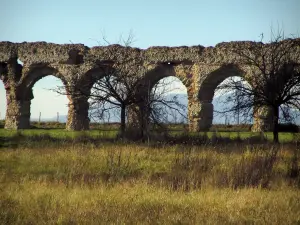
230 147 278 189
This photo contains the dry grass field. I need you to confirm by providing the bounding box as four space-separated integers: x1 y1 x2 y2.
1 133 300 224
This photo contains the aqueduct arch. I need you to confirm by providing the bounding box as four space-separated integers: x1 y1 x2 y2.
128 64 190 131
198 64 245 103
0 40 298 131
196 64 247 130
19 64 68 128
142 63 186 88
74 66 113 128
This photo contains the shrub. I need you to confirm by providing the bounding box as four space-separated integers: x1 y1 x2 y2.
150 148 217 191
101 149 142 182
231 147 278 189
287 143 300 187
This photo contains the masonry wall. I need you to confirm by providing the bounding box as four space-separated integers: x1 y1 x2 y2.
0 39 299 131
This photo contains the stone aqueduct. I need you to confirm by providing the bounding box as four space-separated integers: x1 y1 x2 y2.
0 40 298 131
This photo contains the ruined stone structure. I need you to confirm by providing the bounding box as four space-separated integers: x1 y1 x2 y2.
0 40 299 131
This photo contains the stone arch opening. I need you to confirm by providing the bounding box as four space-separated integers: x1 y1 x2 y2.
31 75 68 127
80 67 120 129
198 65 246 103
141 64 189 130
21 65 69 128
142 64 180 91
22 65 67 96
150 76 188 126
212 76 253 125
88 75 122 127
196 64 253 130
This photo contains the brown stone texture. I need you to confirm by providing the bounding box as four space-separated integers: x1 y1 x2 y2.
252 106 274 132
0 39 299 131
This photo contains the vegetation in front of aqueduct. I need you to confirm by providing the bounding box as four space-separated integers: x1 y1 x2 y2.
1 136 300 224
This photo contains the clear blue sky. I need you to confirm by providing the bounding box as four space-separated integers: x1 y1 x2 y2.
1 0 299 47
0 0 299 120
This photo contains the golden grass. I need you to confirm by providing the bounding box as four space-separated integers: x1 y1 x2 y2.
2 181 300 224
1 143 300 224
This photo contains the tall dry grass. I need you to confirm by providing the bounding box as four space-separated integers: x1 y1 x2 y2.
1 142 300 224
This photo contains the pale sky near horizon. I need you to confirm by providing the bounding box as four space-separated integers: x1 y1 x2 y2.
0 0 299 120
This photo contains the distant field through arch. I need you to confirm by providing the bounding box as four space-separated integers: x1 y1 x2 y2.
150 76 188 125
212 76 253 125
31 76 68 125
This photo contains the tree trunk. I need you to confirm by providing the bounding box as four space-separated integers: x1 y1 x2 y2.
272 106 279 143
120 104 126 138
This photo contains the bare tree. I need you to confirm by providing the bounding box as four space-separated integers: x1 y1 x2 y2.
92 73 188 139
86 33 145 137
147 77 187 130
216 29 300 143
89 100 118 123
89 70 138 136
61 33 187 139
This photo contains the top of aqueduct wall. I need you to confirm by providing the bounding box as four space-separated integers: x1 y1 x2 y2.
1 39 299 66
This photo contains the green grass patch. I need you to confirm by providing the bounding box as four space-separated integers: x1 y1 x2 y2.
0 128 118 139
0 128 297 142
